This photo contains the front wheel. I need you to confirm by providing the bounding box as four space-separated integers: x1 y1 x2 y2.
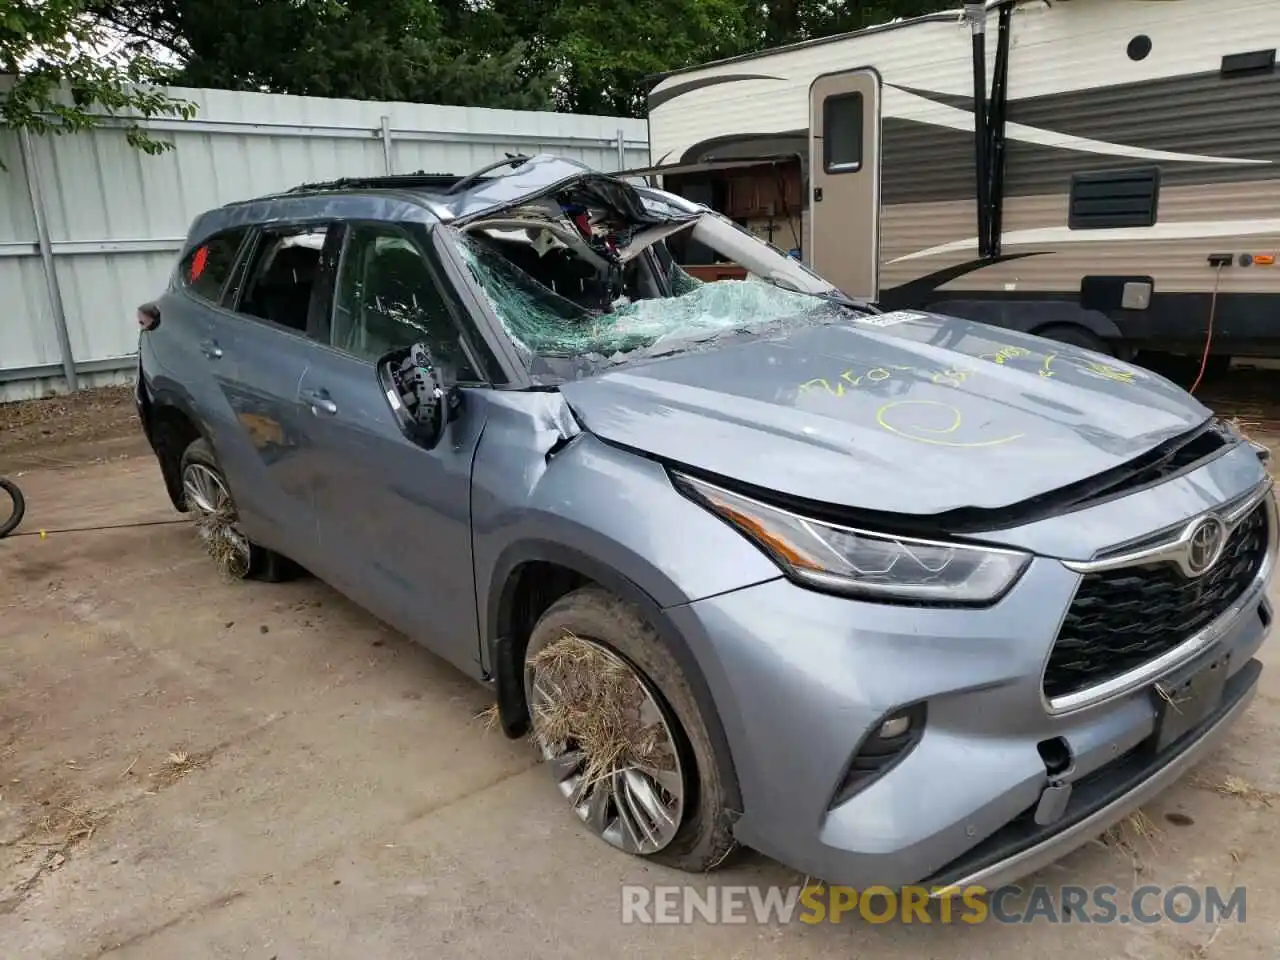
523 586 737 872
179 438 295 581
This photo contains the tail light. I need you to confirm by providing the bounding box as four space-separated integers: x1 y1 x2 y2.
137 302 161 331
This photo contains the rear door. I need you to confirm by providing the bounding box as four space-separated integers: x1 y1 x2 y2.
201 222 335 568
809 69 881 300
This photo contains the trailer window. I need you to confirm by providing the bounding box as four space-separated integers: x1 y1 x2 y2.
823 92 863 173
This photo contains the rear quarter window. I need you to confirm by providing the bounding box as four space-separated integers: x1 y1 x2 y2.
178 227 250 304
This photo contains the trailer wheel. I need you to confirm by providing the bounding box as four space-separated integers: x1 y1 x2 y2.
1033 324 1113 357
0 478 25 539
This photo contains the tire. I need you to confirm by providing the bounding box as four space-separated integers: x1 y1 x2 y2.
0 478 25 539
179 438 296 582
1032 323 1114 357
523 586 737 873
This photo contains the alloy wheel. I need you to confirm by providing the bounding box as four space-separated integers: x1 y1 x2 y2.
182 462 252 578
528 636 686 855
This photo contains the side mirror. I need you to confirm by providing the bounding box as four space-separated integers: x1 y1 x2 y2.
382 343 452 450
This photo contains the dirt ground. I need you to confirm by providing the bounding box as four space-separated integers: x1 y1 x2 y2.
1 377 1278 959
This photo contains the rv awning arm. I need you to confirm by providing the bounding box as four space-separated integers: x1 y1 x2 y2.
964 2 991 258
987 2 1012 257
966 0 1014 258
614 155 803 182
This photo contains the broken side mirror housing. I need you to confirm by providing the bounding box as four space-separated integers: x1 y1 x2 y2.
379 343 454 451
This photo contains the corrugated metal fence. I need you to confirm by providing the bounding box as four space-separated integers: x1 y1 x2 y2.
0 87 650 401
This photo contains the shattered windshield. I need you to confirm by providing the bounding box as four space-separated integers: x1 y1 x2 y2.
446 182 859 375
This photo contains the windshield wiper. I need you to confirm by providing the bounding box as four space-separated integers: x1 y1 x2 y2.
761 276 878 315
811 288 879 314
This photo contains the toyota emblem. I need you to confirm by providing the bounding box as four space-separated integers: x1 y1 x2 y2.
1184 515 1227 577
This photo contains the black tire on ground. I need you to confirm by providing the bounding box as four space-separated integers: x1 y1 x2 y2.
1032 323 1114 356
524 586 738 873
179 438 298 582
0 477 25 539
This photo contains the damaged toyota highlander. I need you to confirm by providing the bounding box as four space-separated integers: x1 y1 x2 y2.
135 154 1276 891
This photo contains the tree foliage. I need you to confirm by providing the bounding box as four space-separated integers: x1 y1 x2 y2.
2 0 194 156
3 0 960 155
88 0 556 109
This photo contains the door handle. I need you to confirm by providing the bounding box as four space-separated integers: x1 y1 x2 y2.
300 388 338 416
199 338 223 359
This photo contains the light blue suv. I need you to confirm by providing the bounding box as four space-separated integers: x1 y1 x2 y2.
135 155 1277 891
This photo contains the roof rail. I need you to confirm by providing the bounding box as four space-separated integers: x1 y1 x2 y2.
444 154 532 195
279 171 472 195
253 152 534 202
244 153 535 204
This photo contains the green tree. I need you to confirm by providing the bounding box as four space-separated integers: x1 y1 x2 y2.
1 0 193 157
89 0 556 110
452 0 960 119
548 0 760 115
773 0 961 45
8 0 964 150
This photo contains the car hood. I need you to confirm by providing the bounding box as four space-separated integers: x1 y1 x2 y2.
558 311 1212 517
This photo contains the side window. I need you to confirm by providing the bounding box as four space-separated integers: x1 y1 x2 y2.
823 92 864 173
178 228 249 303
235 225 331 333
331 224 479 380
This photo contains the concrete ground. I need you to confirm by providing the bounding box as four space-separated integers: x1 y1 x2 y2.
1 384 1279 959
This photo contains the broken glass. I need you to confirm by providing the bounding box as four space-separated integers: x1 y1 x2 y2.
667 261 703 296
455 232 844 362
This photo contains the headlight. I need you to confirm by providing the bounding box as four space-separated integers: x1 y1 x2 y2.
674 473 1030 605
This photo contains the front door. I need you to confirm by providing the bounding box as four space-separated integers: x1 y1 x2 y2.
809 69 881 301
296 221 488 677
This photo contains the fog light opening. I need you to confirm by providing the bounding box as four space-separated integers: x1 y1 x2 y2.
828 702 927 810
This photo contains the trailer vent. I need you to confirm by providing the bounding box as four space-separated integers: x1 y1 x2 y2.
1221 48 1275 78
1068 167 1160 231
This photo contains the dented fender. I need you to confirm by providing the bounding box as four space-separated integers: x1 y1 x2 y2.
468 389 780 674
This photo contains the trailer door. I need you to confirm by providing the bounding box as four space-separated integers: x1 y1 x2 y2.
809 70 880 300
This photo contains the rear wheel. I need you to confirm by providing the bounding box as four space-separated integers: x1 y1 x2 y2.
179 438 295 581
1033 323 1113 356
523 586 737 872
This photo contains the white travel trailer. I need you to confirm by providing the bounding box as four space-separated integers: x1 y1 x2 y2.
640 0 1280 361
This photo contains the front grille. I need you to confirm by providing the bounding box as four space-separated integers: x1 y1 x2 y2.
1044 502 1270 700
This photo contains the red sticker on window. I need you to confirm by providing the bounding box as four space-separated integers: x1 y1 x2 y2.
190 245 209 281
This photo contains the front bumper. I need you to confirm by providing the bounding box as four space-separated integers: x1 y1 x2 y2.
925 658 1258 892
666 487 1276 889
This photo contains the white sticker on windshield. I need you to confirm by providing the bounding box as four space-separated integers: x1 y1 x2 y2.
856 310 928 327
